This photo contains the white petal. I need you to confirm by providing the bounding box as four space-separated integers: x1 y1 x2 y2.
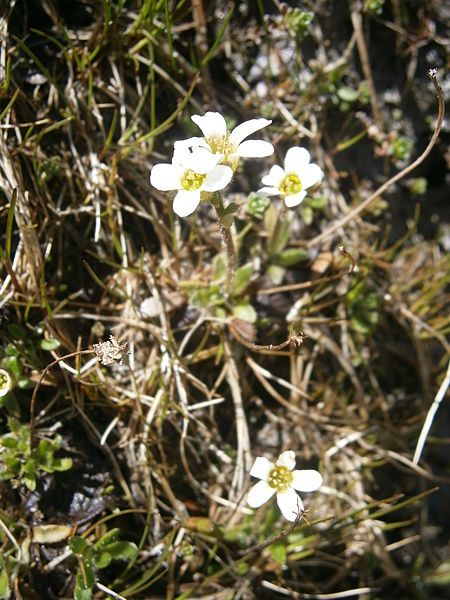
247 480 275 508
300 164 323 189
174 136 207 152
262 165 285 187
292 470 323 492
276 451 296 471
172 190 201 217
173 137 209 163
284 190 307 208
229 118 272 146
277 489 304 521
236 140 274 158
284 147 310 173
249 457 274 480
257 186 279 197
173 144 219 173
202 165 233 192
196 150 222 174
195 149 222 174
150 164 183 191
191 112 227 138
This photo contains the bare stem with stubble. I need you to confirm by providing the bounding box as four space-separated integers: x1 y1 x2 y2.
213 193 237 295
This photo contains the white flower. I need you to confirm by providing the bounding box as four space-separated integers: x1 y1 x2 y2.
247 450 322 522
150 144 233 217
258 147 323 208
185 111 274 169
0 369 12 398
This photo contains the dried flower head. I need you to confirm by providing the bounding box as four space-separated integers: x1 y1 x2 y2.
93 336 128 365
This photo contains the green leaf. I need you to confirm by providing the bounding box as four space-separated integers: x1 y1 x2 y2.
222 202 238 215
232 302 257 324
93 551 112 569
0 566 10 599
0 437 17 449
267 265 285 285
74 578 93 600
390 136 413 161
267 220 290 255
48 457 73 472
3 456 21 470
301 205 314 225
190 286 224 309
94 528 120 550
308 195 327 209
246 194 270 219
273 248 309 267
101 541 138 562
347 280 365 304
6 418 21 435
70 536 89 556
23 476 36 491
39 338 61 351
337 86 359 103
235 561 249 576
231 264 253 296
23 457 37 476
17 377 32 389
219 212 234 229
5 356 20 379
264 203 277 234
215 201 238 229
38 439 51 456
212 254 226 281
269 542 287 565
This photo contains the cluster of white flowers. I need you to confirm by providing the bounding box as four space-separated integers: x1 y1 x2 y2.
150 111 323 217
150 115 324 521
150 111 273 217
247 450 322 522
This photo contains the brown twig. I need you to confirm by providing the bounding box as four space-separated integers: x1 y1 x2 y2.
351 4 384 134
244 505 307 554
228 320 305 353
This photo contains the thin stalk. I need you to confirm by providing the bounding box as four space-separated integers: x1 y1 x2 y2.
218 220 236 293
29 349 94 447
213 194 237 295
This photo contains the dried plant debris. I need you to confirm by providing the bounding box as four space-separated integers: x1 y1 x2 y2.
93 336 128 366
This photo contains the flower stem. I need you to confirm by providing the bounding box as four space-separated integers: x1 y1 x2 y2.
219 221 236 293
213 194 237 295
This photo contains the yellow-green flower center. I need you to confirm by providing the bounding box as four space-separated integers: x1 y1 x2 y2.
180 169 206 191
267 465 293 493
206 133 236 160
279 173 302 196
0 371 10 392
